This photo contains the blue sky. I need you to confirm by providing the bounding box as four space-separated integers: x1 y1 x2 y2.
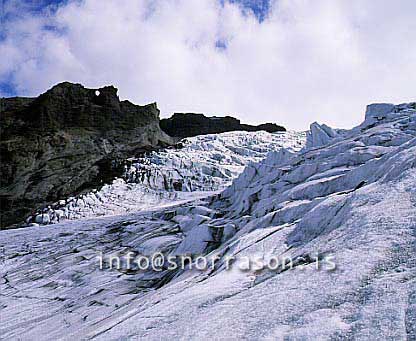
225 0 270 21
0 0 270 97
1 0 415 129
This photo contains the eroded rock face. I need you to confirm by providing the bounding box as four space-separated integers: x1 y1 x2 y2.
160 112 286 138
0 82 173 228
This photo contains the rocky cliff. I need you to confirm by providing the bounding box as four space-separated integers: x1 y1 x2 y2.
160 112 286 138
0 82 173 228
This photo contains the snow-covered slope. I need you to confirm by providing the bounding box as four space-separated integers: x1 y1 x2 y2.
28 131 305 225
1 102 415 340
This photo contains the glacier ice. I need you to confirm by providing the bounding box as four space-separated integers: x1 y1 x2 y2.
26 130 305 225
0 102 415 340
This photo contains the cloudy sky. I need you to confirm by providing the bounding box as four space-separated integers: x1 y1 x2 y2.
1 0 415 129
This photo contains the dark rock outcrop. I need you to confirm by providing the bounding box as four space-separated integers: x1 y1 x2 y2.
160 113 286 138
0 82 173 228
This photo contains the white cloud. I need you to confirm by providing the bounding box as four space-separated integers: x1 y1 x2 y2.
1 0 415 129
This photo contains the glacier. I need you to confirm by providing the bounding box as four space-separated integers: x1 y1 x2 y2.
1 102 415 340
28 130 305 225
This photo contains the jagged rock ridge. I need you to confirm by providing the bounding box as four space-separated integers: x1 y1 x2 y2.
0 82 173 228
160 112 286 138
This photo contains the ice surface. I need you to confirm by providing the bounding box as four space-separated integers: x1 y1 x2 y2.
1 102 415 340
26 131 305 225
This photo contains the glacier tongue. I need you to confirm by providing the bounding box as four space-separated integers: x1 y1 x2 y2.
28 130 305 225
1 103 416 340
